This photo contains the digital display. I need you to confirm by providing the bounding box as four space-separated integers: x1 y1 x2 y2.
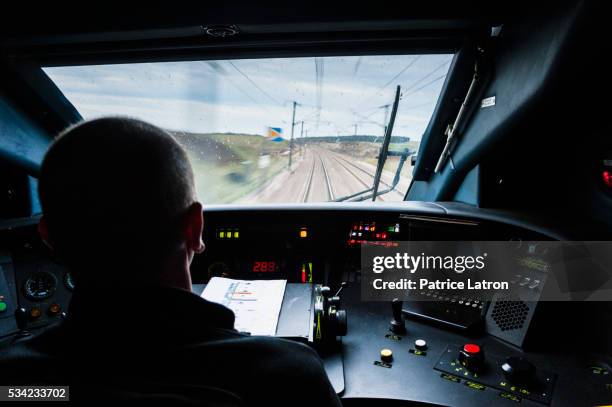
252 261 278 273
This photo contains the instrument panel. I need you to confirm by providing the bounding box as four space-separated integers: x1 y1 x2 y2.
0 204 610 406
0 205 560 340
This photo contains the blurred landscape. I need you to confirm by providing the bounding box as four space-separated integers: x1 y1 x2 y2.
172 132 418 204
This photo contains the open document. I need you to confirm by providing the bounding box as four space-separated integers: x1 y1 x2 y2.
201 277 287 336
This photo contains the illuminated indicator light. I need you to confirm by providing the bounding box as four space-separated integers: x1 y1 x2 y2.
349 239 356 245
353 225 358 230
299 229 308 238
308 262 313 283
219 231 225 238
365 226 369 231
358 232 362 237
301 264 307 283
49 303 61 315
375 233 380 238
30 307 42 319
381 232 388 239
395 227 400 233
351 232 357 237
388 226 395 232
359 226 363 230
0 301 7 312
234 231 239 238
463 343 480 354
603 171 612 187
371 226 375 231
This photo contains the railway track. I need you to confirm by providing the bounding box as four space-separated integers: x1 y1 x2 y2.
300 147 405 202
330 151 393 190
302 149 335 202
301 152 317 202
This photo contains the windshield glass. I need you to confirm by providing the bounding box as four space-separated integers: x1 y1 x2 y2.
44 55 452 204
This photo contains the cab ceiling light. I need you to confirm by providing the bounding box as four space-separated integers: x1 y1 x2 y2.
202 25 240 38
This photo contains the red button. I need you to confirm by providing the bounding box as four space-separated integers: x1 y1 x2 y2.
463 344 480 354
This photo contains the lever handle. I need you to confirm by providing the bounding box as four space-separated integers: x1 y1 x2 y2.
390 298 406 334
334 282 348 297
15 307 28 331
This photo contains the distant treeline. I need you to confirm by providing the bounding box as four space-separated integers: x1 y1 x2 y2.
294 135 410 144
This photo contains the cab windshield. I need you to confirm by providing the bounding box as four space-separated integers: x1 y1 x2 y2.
44 54 452 204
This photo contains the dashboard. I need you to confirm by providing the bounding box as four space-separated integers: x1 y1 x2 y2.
0 202 611 406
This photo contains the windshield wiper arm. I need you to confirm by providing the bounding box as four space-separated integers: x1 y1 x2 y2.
371 85 401 201
334 85 401 202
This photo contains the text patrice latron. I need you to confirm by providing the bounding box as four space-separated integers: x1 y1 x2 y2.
372 278 509 290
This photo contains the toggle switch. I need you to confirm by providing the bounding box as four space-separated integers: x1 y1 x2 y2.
501 357 536 386
389 298 406 334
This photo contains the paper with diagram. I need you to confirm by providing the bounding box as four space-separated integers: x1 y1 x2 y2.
201 277 287 336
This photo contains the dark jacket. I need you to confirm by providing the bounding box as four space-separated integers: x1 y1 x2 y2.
0 284 341 406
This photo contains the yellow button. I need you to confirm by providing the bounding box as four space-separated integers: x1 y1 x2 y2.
380 349 393 362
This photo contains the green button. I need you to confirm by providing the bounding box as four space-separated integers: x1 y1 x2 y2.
0 301 7 312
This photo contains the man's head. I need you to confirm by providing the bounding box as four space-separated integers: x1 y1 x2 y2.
38 117 204 290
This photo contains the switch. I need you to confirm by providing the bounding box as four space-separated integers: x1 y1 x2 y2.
459 343 484 372
414 339 428 351
380 349 393 363
528 279 541 289
501 357 536 386
518 277 531 287
389 298 406 334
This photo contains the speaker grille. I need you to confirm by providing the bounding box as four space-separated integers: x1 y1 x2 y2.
490 299 530 331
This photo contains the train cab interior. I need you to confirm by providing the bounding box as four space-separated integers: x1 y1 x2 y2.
1 1 612 405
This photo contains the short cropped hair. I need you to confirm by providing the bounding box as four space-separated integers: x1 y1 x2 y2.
39 117 196 281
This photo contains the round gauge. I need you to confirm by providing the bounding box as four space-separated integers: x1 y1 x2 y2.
23 271 57 301
207 261 231 280
64 272 75 291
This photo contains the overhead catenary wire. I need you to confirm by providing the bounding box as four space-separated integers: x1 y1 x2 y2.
402 74 448 98
401 57 452 93
227 60 283 106
377 55 421 94
204 61 275 116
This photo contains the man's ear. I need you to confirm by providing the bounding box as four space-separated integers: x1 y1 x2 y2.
38 216 54 251
185 202 205 254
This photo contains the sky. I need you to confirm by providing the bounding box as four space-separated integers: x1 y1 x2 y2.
44 54 453 141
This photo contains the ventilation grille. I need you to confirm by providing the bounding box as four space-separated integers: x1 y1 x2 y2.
491 299 530 331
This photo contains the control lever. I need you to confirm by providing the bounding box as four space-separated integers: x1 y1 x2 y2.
328 282 348 307
501 357 536 387
334 282 348 298
390 298 406 334
14 307 31 338
314 284 348 345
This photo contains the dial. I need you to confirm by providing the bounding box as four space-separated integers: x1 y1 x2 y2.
64 272 75 291
23 271 57 301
